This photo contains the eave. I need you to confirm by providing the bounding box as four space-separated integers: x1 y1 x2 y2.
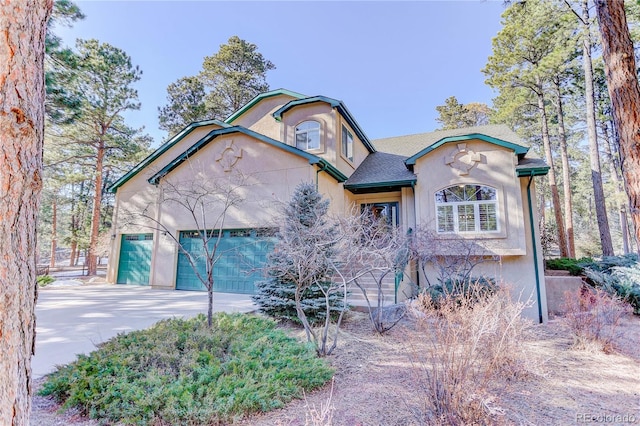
516 166 550 177
107 119 230 193
147 126 347 185
224 89 307 124
405 133 530 166
344 179 416 194
272 95 376 153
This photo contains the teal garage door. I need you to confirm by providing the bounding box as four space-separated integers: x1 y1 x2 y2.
176 229 275 294
116 234 153 285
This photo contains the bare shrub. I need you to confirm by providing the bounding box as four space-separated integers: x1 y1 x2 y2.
335 208 410 334
303 378 335 426
409 284 531 425
562 287 632 353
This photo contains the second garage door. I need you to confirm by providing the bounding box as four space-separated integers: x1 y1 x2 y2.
175 228 275 294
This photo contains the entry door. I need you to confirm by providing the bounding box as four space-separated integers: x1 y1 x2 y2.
116 234 153 285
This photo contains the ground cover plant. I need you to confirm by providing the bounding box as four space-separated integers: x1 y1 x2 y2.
36 275 55 287
545 257 593 275
39 313 333 425
546 254 640 314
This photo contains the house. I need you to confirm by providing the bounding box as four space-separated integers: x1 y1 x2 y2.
106 89 549 322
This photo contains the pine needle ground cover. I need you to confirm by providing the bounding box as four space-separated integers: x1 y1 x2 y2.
39 313 333 425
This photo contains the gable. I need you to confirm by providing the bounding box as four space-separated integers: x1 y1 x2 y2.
225 89 306 126
108 120 230 193
373 124 528 158
273 95 376 154
405 133 528 166
148 126 347 186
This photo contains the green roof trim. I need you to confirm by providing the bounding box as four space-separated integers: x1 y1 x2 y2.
107 119 230 193
147 126 346 185
405 133 530 166
224 89 307 124
316 159 348 183
344 179 416 190
272 96 376 153
516 166 550 177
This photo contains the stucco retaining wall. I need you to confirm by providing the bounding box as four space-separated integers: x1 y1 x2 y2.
545 274 584 316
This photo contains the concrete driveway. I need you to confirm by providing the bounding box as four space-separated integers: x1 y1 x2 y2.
33 284 255 378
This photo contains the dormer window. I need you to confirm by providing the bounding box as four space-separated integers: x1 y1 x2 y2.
295 121 321 151
435 184 498 234
342 125 354 162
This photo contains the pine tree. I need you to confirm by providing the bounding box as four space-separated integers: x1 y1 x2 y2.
253 183 344 325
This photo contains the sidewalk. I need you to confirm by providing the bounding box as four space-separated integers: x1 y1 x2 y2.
34 284 255 378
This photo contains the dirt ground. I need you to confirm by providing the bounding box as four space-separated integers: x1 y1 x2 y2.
31 311 640 426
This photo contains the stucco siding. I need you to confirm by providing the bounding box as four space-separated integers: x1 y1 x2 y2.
336 117 369 177
413 139 526 255
229 94 295 140
281 103 337 165
111 132 327 289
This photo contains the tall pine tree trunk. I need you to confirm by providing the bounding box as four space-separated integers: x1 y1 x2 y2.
553 77 576 257
595 0 640 257
0 1 52 423
602 121 631 254
49 197 57 268
582 0 614 256
87 142 105 275
69 238 77 267
536 78 568 257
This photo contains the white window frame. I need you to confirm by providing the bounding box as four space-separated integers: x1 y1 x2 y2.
342 125 354 162
435 184 499 234
295 120 321 151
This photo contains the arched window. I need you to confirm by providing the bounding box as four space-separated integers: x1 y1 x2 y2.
295 121 321 151
435 184 498 233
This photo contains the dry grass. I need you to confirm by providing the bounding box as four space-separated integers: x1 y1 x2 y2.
562 287 633 353
303 378 335 426
407 286 531 425
32 306 640 426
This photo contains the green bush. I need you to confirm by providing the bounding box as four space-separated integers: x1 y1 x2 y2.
545 257 594 275
37 275 55 287
580 254 640 315
39 313 333 425
422 276 497 308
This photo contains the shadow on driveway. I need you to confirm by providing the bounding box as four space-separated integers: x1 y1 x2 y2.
34 284 255 378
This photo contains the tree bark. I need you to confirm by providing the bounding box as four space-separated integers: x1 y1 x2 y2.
87 142 105 275
595 0 640 257
69 239 77 267
602 121 631 254
553 77 576 257
49 197 57 268
536 77 568 258
582 0 614 256
0 1 52 424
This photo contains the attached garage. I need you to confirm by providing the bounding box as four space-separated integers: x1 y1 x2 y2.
116 234 153 285
175 228 275 294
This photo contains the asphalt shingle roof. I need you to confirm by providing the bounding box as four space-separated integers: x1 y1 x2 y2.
372 124 528 157
345 151 416 187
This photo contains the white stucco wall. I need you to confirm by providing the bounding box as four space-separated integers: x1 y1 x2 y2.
410 139 546 321
109 131 346 289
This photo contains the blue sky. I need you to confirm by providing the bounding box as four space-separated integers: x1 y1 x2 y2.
56 1 507 147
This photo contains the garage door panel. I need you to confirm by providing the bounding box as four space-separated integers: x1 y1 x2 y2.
176 229 274 293
117 234 153 285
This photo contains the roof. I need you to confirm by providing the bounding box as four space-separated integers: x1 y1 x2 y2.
147 125 348 185
516 155 550 176
272 95 376 154
107 119 230 193
344 152 416 193
224 88 307 124
373 124 529 158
